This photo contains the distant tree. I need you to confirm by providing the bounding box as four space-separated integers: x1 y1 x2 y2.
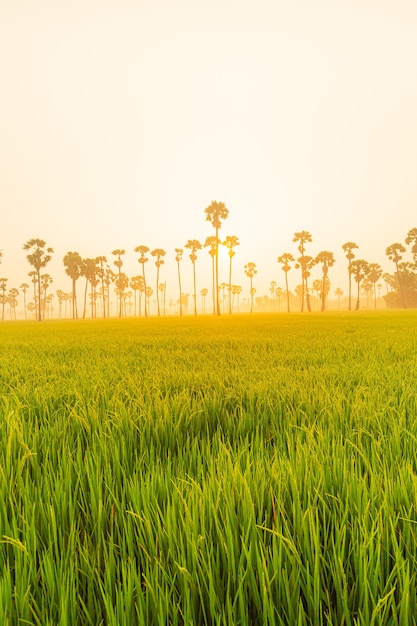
405 227 417 262
135 246 150 317
81 258 100 319
269 281 277 311
0 278 8 321
20 282 29 320
335 287 344 309
204 235 218 315
315 251 335 312
23 239 54 321
175 248 183 316
151 248 166 317
185 240 202 315
277 253 294 313
312 279 322 310
63 251 82 319
386 243 407 309
350 259 369 310
96 256 108 318
342 242 359 311
244 262 257 313
204 201 229 315
223 236 240 314
130 276 142 316
275 287 283 311
159 282 167 316
40 274 53 318
293 231 313 312
200 288 208 313
111 249 125 318
367 263 383 309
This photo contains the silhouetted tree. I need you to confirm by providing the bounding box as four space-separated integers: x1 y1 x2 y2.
185 240 202 315
367 263 383 309
342 242 359 311
0 278 7 321
175 248 183 316
223 235 240 314
20 282 29 320
244 262 257 313
134 246 150 317
204 235 218 315
23 239 54 321
351 259 369 310
151 248 166 317
386 243 407 309
315 251 335 311
63 251 83 319
293 231 313 312
277 253 294 313
204 201 229 315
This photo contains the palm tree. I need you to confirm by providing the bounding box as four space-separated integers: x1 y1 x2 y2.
233 285 242 312
200 288 208 313
335 287 344 309
23 239 54 321
63 251 83 319
159 282 167 316
40 274 53 318
130 276 141 316
204 236 218 315
81 258 100 319
269 281 277 311
134 246 150 317
111 250 125 318
367 263 383 309
351 259 369 310
204 201 229 315
385 243 407 309
175 248 183 316
315 251 335 312
277 253 294 313
223 236 240 314
405 227 417 261
20 282 29 320
293 231 313 312
95 256 108 318
342 242 359 311
150 249 166 317
244 262 257 313
8 288 19 320
0 278 8 321
185 240 202 315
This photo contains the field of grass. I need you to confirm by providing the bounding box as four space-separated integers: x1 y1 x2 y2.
1 311 417 625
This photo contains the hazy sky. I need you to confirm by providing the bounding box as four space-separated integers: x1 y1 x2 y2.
1 0 417 303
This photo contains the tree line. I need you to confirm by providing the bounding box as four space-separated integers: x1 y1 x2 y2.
1 203 417 320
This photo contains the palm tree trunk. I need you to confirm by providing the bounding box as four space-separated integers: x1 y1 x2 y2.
193 263 197 315
285 273 290 313
215 228 220 316
143 267 148 317
211 255 215 314
156 266 160 317
177 262 183 316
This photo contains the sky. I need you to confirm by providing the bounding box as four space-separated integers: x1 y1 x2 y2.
1 0 417 307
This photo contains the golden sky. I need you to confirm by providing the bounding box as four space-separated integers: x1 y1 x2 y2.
1 0 417 300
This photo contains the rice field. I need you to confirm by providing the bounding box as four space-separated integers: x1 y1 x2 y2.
1 311 417 625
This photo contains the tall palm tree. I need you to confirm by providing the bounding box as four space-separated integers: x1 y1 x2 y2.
204 201 229 316
111 250 125 318
130 276 141 316
95 256 108 318
293 231 313 312
204 235 218 315
405 227 417 263
386 243 407 309
277 253 294 313
0 278 8 321
134 246 150 317
184 240 202 315
350 259 369 310
151 249 166 317
335 287 344 309
200 288 208 313
63 251 83 319
223 235 240 314
244 262 257 313
315 251 335 312
367 262 383 309
81 258 99 319
20 282 29 320
175 248 183 316
40 274 53 318
158 282 167 316
23 239 54 321
342 242 359 311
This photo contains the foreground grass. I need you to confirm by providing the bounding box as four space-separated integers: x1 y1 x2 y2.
1 311 417 624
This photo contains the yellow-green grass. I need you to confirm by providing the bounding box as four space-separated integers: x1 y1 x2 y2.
1 312 417 625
